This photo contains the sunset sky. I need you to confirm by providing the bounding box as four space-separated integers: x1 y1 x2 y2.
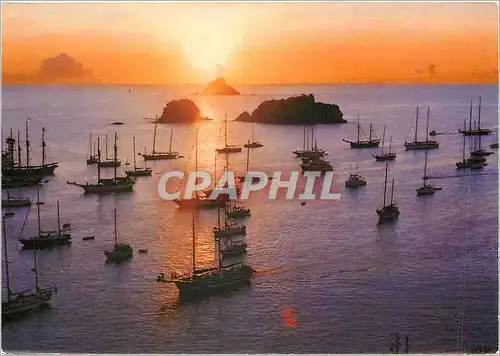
2 2 498 84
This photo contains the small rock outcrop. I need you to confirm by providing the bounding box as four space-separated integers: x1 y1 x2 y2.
202 77 240 95
234 94 346 124
158 99 202 123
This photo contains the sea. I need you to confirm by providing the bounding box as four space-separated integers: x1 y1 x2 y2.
1 84 498 353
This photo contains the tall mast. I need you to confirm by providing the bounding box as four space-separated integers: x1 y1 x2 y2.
381 126 386 155
152 116 158 154
214 150 217 187
192 212 196 277
478 96 482 129
252 124 255 142
305 127 309 150
357 114 360 143
113 133 118 181
425 107 430 142
390 177 395 205
114 208 118 246
17 130 22 166
302 126 306 150
224 114 228 147
423 151 428 184
369 123 372 142
462 123 466 160
97 137 101 182
169 129 173 153
34 231 39 292
311 126 314 149
414 107 419 143
89 133 92 159
105 134 108 161
469 100 473 133
246 139 250 172
383 162 388 207
25 119 30 167
41 126 46 166
2 215 11 301
36 186 41 234
133 137 137 170
57 201 61 234
195 129 199 199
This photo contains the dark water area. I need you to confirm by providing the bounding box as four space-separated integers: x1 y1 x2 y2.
1 84 498 353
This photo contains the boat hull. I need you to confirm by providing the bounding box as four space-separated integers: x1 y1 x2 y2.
2 199 32 207
2 176 41 189
97 161 121 167
373 153 396 161
377 205 400 222
459 129 493 136
2 293 51 321
125 169 152 177
67 181 134 194
243 142 264 148
404 141 439 150
139 152 178 160
3 163 58 177
416 185 436 196
345 180 367 188
19 234 72 249
227 210 251 219
216 147 242 153
174 198 225 209
221 245 248 258
214 226 246 239
490 143 498 149
343 139 380 148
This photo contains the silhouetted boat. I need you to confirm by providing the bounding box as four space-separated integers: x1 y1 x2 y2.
416 152 441 196
300 157 333 172
125 137 152 177
2 123 58 177
343 114 380 148
243 124 264 148
345 165 367 188
456 130 486 169
2 190 32 207
3 213 55 322
156 212 254 300
373 126 396 161
82 236 95 241
67 135 135 194
404 107 439 150
97 134 121 167
458 97 493 135
214 204 246 239
86 133 98 164
138 249 148 253
216 115 242 153
139 117 179 160
293 126 326 158
376 163 399 222
104 208 133 262
19 189 72 249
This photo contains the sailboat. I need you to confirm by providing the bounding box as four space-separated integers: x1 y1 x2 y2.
97 134 121 167
139 118 180 160
86 133 98 164
456 126 486 169
343 114 380 148
373 126 396 161
67 135 135 194
243 124 264 148
300 153 333 172
376 162 400 222
104 208 133 262
293 126 326 159
174 130 226 209
125 137 152 177
2 190 32 207
216 115 242 153
470 99 494 156
19 189 72 249
213 199 246 239
156 212 254 300
226 199 251 219
2 122 58 176
345 164 367 188
459 97 493 136
3 213 55 321
416 151 441 196
404 107 439 150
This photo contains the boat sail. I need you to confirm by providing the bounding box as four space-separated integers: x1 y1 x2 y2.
343 114 380 148
459 97 493 136
373 126 396 161
139 118 180 160
104 208 133 262
404 107 439 150
67 134 135 194
125 137 152 177
97 134 121 167
376 162 400 222
416 151 441 196
19 188 72 249
86 133 98 164
156 212 254 300
216 115 242 153
2 122 58 177
3 213 55 322
243 124 264 148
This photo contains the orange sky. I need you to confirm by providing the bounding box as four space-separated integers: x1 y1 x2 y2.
2 2 498 84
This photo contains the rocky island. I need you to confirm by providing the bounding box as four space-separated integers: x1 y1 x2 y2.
202 77 240 95
157 98 203 123
234 94 346 125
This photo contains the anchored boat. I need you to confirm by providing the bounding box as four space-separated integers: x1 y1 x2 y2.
216 115 242 153
343 114 380 148
404 107 439 150
416 152 441 196
345 165 367 188
373 126 396 161
139 118 180 160
104 208 133 263
376 162 400 223
125 137 152 177
459 97 493 136
243 124 264 148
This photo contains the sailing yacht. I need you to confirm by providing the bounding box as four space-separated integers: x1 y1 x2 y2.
2 123 58 177
376 163 400 222
86 133 98 164
156 212 254 300
67 135 135 194
293 126 326 158
404 107 439 150
226 199 251 219
345 165 367 188
2 190 32 207
373 126 396 161
459 97 493 136
97 134 121 167
456 128 486 169
213 204 246 239
243 124 264 148
139 119 180 160
19 189 72 249
416 152 441 196
125 137 152 177
300 157 333 172
3 213 55 321
343 114 380 148
216 115 242 153
104 208 133 262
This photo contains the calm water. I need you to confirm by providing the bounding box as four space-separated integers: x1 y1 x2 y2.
1 84 498 353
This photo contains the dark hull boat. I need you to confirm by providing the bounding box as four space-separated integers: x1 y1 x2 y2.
216 115 242 153
97 160 121 167
20 233 72 249
459 97 492 136
377 163 399 223
2 176 42 189
174 197 226 209
459 128 493 136
244 142 263 148
140 119 180 160
125 137 152 177
3 163 58 177
343 115 380 148
104 209 133 263
2 291 52 321
490 143 498 149
221 242 248 258
374 153 396 161
404 107 439 150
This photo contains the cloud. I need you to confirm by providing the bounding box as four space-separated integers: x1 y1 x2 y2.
38 52 91 81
